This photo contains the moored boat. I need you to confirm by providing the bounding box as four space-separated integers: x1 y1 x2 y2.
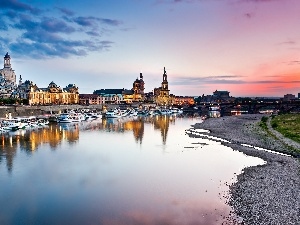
58 113 85 123
1 118 24 131
104 109 123 118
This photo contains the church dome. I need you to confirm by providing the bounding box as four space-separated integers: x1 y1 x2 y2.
4 52 10 58
48 81 58 88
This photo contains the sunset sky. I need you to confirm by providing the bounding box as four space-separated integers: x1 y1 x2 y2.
0 0 299 97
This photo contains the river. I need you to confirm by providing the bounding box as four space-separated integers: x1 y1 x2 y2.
0 115 264 225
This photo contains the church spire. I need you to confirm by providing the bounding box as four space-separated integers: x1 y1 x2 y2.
163 67 167 82
19 75 22 86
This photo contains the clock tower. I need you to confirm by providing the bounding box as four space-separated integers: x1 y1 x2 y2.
160 67 169 98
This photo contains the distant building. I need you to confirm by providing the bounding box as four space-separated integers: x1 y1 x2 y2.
79 94 103 105
213 90 232 102
93 72 145 104
213 90 230 98
29 81 79 105
173 96 195 105
200 94 214 103
199 90 234 103
298 93 300 99
11 77 32 99
93 89 124 104
144 91 155 103
283 94 296 101
122 89 134 104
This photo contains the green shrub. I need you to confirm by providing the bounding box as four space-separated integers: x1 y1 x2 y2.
271 122 278 129
261 116 268 123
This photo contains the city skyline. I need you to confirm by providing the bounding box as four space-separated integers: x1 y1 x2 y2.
0 0 299 97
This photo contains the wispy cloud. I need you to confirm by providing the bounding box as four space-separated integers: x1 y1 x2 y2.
0 0 123 58
244 12 254 18
56 7 75 16
40 17 76 33
172 75 246 85
278 40 296 45
154 0 202 4
157 0 279 4
0 0 41 14
202 75 246 79
241 0 279 2
171 74 300 86
286 60 300 65
72 16 122 30
252 80 300 84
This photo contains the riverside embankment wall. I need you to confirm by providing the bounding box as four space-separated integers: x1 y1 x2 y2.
0 105 104 118
0 103 153 118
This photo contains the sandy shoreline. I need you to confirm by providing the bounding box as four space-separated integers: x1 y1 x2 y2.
189 114 300 225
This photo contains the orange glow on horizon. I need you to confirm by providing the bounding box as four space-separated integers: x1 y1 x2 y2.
208 71 300 97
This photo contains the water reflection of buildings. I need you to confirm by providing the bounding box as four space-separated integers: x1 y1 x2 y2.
0 124 79 172
152 115 174 145
124 119 144 144
100 116 174 145
100 118 145 144
0 116 175 172
0 136 16 172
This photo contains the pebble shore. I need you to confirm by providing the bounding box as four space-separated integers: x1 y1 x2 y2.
190 114 300 225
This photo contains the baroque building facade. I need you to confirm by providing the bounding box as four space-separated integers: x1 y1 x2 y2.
28 82 79 105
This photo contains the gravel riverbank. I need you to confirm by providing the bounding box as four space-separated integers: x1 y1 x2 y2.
189 114 300 225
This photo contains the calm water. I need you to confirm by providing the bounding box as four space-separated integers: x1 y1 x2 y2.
0 115 264 225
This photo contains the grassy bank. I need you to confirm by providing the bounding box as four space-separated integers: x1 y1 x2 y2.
259 116 269 130
271 113 300 144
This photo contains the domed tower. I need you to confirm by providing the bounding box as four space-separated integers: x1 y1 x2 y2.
132 72 145 101
0 52 16 85
48 81 62 93
4 52 11 68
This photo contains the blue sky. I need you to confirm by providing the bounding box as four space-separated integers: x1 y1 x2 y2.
0 0 300 97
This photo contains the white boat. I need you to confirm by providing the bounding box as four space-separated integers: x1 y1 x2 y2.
58 113 85 123
0 126 9 133
120 109 131 117
85 112 102 120
1 118 24 131
209 106 220 111
37 118 49 126
16 116 38 129
128 109 138 117
104 109 123 118
58 113 72 123
160 108 172 115
149 109 161 116
84 113 94 121
170 108 183 114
